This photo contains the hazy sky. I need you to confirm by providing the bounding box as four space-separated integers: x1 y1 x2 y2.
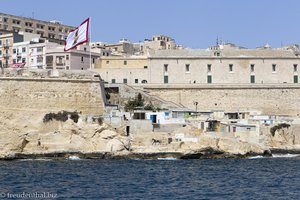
2 0 300 48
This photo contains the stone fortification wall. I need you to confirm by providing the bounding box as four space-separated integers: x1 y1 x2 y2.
143 84 300 116
0 69 105 115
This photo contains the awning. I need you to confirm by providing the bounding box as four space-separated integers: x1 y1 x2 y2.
9 62 26 68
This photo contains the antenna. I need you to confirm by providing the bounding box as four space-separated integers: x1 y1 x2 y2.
216 36 219 46
32 12 34 19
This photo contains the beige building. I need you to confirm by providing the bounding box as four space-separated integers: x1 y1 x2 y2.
144 35 177 52
148 44 300 84
94 43 300 85
94 56 149 84
0 12 75 44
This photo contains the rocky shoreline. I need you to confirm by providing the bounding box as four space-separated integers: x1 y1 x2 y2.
0 148 281 161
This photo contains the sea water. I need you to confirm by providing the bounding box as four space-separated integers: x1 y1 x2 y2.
0 157 299 199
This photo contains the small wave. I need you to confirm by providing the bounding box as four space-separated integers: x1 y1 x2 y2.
248 155 265 159
19 158 52 161
272 154 300 158
67 155 81 160
157 157 177 160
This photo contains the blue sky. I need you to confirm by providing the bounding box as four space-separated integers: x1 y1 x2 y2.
2 0 300 48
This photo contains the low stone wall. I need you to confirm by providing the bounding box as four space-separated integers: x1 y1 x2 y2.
142 84 300 116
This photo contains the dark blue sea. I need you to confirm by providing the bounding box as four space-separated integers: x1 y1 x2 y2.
0 157 299 200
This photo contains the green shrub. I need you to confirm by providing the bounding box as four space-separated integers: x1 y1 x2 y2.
270 123 290 136
43 111 79 123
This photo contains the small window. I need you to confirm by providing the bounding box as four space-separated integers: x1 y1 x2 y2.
294 64 298 72
124 60 127 65
207 64 211 72
294 75 298 83
81 57 84 62
0 50 2 55
106 61 109 64
250 75 255 83
84 47 87 51
250 64 255 72
22 58 26 63
229 64 233 72
123 78 127 84
92 58 95 64
135 79 138 84
164 75 168 83
144 66 148 69
13 59 16 64
22 47 26 53
164 64 168 72
207 75 212 83
66 55 69 60
272 64 276 72
13 49 16 54
185 64 190 72
112 79 116 83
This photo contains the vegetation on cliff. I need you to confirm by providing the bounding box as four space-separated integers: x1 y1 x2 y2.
43 111 80 123
270 123 290 136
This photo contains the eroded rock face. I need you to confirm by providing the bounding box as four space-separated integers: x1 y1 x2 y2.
0 111 126 158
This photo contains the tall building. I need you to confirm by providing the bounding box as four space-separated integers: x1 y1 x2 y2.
0 12 75 44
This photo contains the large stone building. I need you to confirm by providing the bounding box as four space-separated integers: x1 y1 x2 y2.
0 12 75 44
94 43 300 85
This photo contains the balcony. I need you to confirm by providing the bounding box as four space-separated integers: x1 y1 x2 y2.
56 62 65 66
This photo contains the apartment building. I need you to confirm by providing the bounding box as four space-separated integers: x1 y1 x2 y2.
0 12 75 44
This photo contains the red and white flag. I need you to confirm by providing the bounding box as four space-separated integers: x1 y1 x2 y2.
64 18 89 51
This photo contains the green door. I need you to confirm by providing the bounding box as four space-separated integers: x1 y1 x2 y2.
164 75 168 84
250 75 255 83
207 75 212 84
294 75 298 83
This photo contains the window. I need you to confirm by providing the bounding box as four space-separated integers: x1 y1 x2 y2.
207 75 212 83
3 18 8 23
185 64 190 72
294 64 298 72
229 64 233 72
123 78 127 84
84 47 87 51
66 55 69 60
250 75 255 83
13 59 16 64
22 58 26 63
92 58 95 64
22 47 26 53
135 79 138 84
272 64 276 72
36 24 44 29
144 66 148 69
250 64 255 72
124 60 127 65
0 40 2 45
294 75 298 83
37 47 43 52
37 57 43 63
164 75 168 83
13 49 16 54
207 64 211 72
112 79 116 83
81 57 84 62
0 50 2 55
106 60 109 64
164 64 168 72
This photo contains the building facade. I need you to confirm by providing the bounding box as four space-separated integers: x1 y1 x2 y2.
0 12 75 44
95 43 300 85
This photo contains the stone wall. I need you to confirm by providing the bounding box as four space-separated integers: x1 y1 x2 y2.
143 84 300 116
0 69 105 116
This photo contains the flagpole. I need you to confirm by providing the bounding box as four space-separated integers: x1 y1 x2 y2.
89 17 92 70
